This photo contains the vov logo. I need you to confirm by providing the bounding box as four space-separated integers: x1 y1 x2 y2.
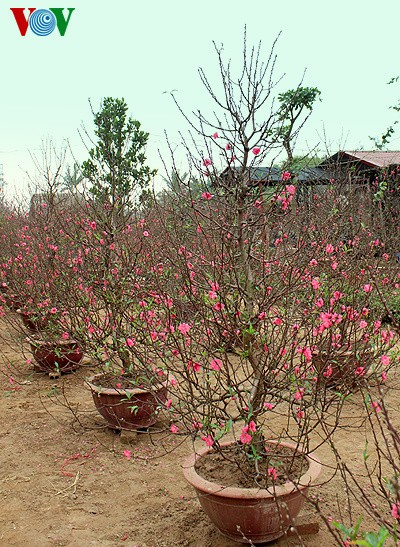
10 8 75 36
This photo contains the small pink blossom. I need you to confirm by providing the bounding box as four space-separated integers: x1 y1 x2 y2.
355 366 365 377
125 338 135 347
201 435 214 447
382 371 387 381
392 502 400 519
359 320 368 329
178 323 191 335
203 158 212 167
325 243 334 254
371 401 381 412
201 192 213 200
252 147 261 155
286 184 296 195
311 278 321 290
166 399 173 409
295 389 304 401
212 132 219 139
61 332 69 340
50 307 58 314
170 424 179 434
297 409 305 420
248 420 257 432
188 360 201 372
123 450 131 460
240 431 252 444
210 358 223 371
273 317 282 326
264 403 274 410
143 231 149 237
268 467 278 481
281 171 291 181
381 354 390 366
363 284 373 293
225 143 231 150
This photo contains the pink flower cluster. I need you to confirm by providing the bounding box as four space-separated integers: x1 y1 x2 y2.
240 420 256 444
275 185 296 211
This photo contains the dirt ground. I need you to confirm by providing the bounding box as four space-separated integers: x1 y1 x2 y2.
0 321 396 547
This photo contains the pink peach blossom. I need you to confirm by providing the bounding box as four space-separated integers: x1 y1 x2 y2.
210 358 223 371
201 435 214 447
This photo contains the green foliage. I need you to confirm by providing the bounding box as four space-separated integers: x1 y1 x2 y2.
381 290 400 325
334 517 390 546
373 179 388 203
278 87 321 112
63 162 84 189
278 153 325 173
276 87 321 165
369 76 400 150
82 97 156 210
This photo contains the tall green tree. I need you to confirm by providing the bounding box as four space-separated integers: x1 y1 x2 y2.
276 86 321 167
82 97 156 225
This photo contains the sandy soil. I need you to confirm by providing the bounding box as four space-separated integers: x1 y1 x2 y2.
0 323 395 547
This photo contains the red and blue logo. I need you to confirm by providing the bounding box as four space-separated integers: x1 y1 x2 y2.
10 8 75 36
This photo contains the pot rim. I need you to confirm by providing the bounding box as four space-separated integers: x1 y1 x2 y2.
182 440 321 499
312 347 374 357
27 336 80 348
86 372 171 396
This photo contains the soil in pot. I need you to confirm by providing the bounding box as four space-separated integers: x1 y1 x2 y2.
183 440 321 544
29 338 83 373
195 442 308 489
87 372 169 431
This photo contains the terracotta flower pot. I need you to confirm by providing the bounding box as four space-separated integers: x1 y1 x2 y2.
312 348 374 388
87 372 169 431
182 440 321 544
28 337 83 373
17 310 49 332
3 294 23 311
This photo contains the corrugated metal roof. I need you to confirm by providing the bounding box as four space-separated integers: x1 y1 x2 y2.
326 151 400 168
220 165 333 185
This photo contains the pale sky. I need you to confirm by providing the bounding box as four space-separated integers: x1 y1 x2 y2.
1 0 400 198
